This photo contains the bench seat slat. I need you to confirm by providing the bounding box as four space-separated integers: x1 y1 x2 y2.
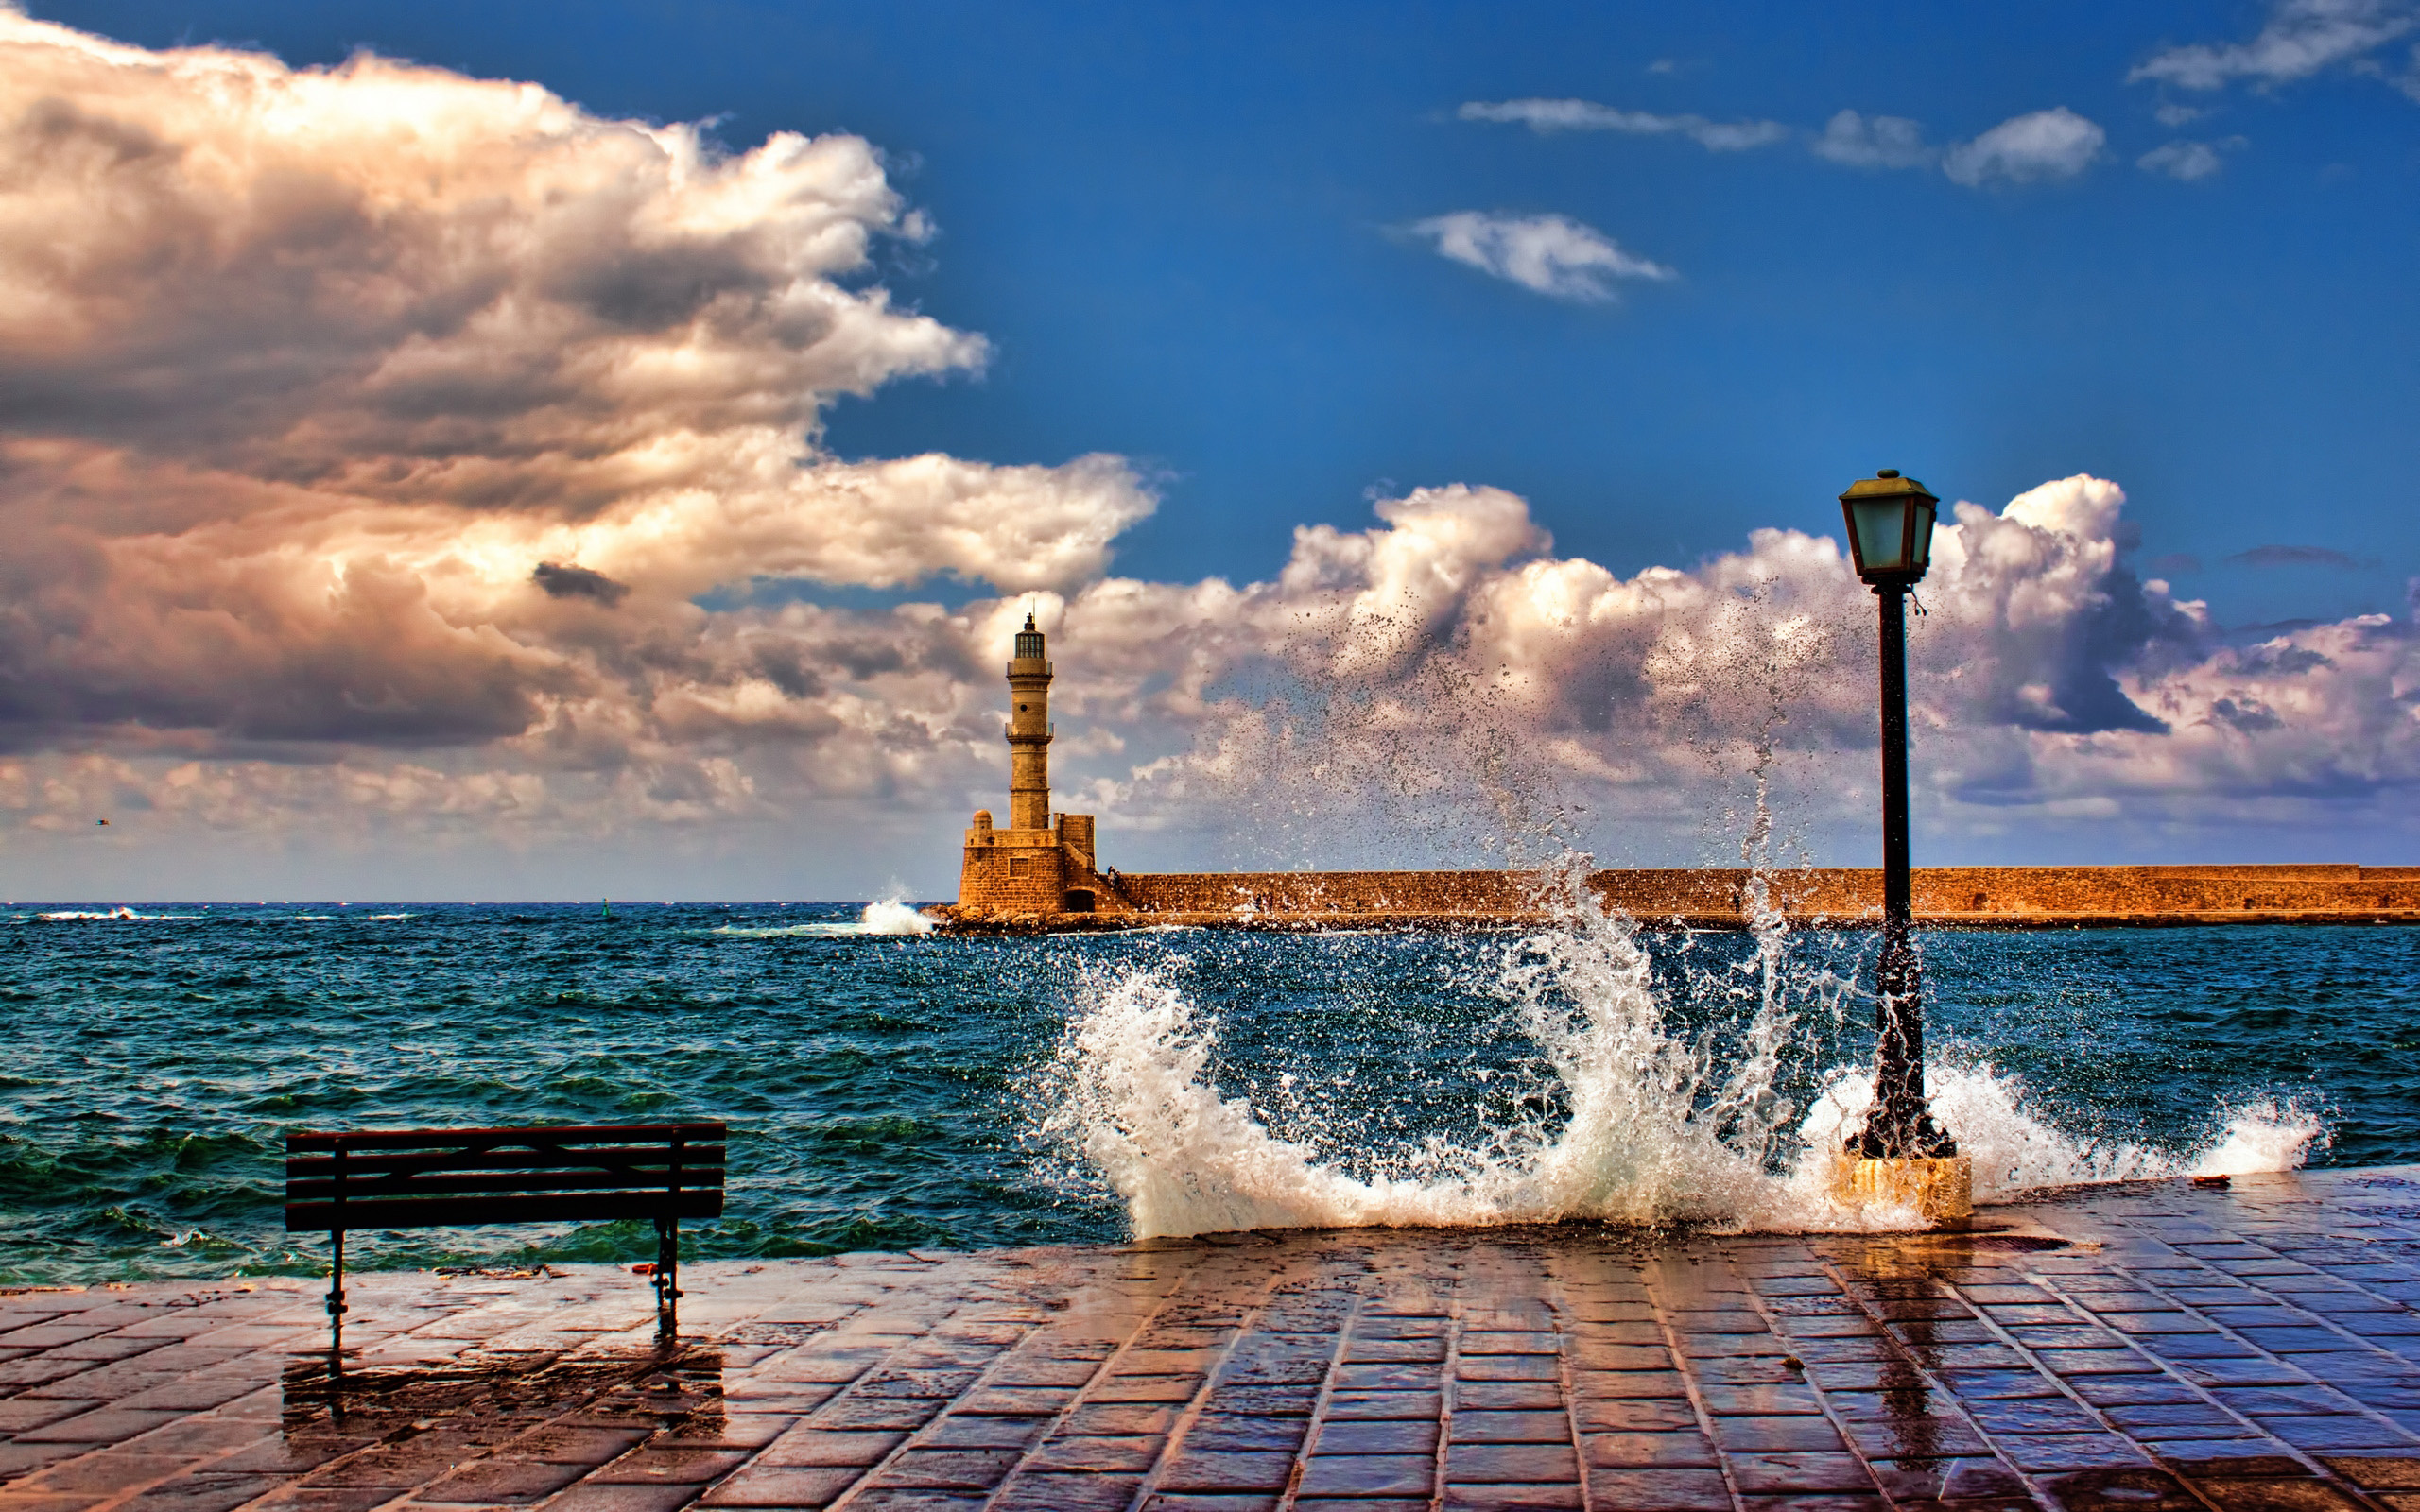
288 1169 724 1201
285 1190 724 1231
286 1122 725 1153
286 1146 725 1178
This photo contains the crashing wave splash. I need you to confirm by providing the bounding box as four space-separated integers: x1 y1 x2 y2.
1038 888 2322 1238
713 898 934 938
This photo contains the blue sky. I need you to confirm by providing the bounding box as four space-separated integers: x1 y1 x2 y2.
2 0 2415 896
51 0 2415 626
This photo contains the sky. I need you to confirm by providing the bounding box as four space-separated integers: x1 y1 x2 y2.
1 0 2416 900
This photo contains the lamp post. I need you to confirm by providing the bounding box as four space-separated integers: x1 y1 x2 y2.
1837 469 1969 1223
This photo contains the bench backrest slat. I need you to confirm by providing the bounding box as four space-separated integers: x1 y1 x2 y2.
287 1167 724 1201
288 1121 723 1152
283 1122 727 1233
287 1190 725 1230
285 1144 727 1179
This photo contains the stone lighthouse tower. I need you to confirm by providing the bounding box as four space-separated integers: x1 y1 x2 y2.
1006 613 1052 831
954 611 1118 918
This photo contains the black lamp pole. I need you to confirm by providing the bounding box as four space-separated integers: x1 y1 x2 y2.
1840 471 1954 1162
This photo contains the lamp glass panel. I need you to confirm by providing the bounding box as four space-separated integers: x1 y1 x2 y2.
1849 497 1909 574
1910 499 1936 572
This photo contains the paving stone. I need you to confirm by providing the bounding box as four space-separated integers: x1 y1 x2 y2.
237 1486 399 1512
1697 1383 1822 1415
859 1447 1022 1489
2040 1466 2206 1510
1865 1453 2029 1500
1580 1432 1718 1469
1435 1486 1582 1509
1322 1389 1442 1419
1967 1396 2109 1435
1020 1433 1163 1472
1996 1432 2155 1471
1082 1372 1203 1402
16 1452 189 1494
2188 1480 2370 1511
1721 1449 1876 1493
1295 1454 1435 1496
1314 1418 1436 1455
1841 1416 1994 1457
1709 1414 1847 1451
1581 1468 1731 1510
0 1398 107 1435
752 1428 905 1468
589 1449 751 1484
2253 1415 2420 1451
12 1407 189 1442
1151 1450 1294 1492
1453 1381 1563 1410
987 1471 1142 1510
1450 1410 1568 1443
116 1473 290 1512
1567 1367 1688 1398
415 1458 592 1503
694 1465 859 1506
1168 1417 1298 1455
542 1486 708 1512
1455 1353 1558 1382
1443 1440 1579 1483
1571 1395 1696 1432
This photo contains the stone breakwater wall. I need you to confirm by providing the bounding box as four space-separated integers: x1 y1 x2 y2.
932 863 2420 932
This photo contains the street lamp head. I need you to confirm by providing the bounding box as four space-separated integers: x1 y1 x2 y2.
1839 469 1939 587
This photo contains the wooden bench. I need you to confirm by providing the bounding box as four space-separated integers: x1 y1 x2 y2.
285 1122 725 1376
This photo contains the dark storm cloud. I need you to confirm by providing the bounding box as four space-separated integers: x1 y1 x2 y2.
2227 544 2366 569
532 563 630 606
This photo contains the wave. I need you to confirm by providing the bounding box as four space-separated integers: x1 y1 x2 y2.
1037 885 2323 1239
712 899 935 939
859 899 936 936
32 907 199 921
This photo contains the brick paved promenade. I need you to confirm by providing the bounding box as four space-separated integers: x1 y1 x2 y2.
7 1169 2420 1512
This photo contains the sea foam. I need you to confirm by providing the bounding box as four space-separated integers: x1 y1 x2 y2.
1040 885 2322 1238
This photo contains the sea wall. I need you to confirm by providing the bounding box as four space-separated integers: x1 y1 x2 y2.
934 863 2420 931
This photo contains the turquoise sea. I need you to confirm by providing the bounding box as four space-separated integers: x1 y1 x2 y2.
2 902 2413 1285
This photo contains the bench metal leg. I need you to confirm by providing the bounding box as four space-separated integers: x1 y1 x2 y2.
326 1228 347 1388
653 1216 679 1343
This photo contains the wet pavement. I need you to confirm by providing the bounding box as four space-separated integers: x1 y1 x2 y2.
6 1167 2420 1512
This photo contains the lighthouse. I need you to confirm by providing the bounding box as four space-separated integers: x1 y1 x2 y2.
956 612 1115 918
1006 613 1052 831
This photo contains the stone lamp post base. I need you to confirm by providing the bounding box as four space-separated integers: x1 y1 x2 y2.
1837 1155 1974 1227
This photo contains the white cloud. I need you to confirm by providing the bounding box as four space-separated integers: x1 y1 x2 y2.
1085 473 2420 870
1407 212 1676 301
1809 109 1936 168
2155 102 2210 126
1459 98 1789 151
2138 136 2247 180
1942 108 2108 186
0 13 1152 795
2131 0 2418 90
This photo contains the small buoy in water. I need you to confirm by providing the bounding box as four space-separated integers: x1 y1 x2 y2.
2190 1174 2231 1190
95 818 109 826
631 1262 654 1275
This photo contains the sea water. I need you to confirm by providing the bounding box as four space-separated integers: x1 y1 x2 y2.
1 898 2411 1285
